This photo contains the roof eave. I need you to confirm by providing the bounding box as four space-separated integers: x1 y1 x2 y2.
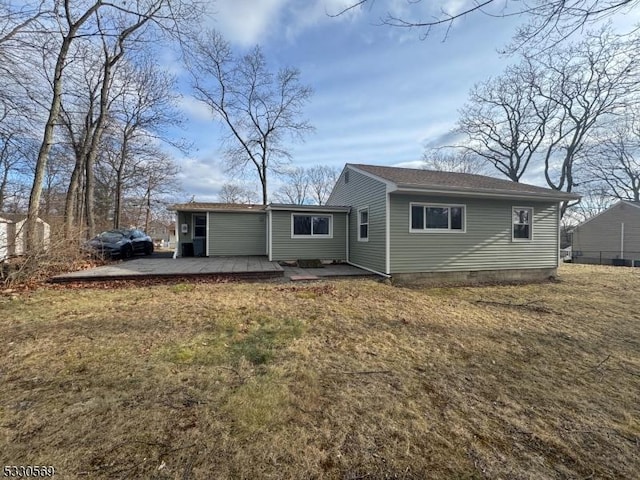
393 185 581 202
266 204 351 213
168 205 266 213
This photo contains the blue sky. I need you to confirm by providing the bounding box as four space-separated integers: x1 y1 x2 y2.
170 1 531 201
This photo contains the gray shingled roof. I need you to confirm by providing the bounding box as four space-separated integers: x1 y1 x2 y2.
350 164 580 200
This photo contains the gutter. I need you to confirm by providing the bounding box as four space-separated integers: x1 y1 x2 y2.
392 185 581 202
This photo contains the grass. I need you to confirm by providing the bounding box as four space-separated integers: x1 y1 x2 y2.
0 264 639 479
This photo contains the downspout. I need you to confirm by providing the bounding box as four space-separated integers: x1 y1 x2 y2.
345 213 349 263
268 210 273 261
621 222 625 259
556 203 561 268
173 212 179 259
206 212 210 257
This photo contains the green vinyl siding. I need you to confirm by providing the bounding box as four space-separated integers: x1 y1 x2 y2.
389 194 559 273
209 212 266 256
327 167 387 273
270 210 347 261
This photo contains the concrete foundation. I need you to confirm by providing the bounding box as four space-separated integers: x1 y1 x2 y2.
391 267 558 287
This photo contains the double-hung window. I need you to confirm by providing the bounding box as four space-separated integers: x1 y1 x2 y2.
512 207 533 240
292 214 332 238
410 203 465 232
358 208 369 241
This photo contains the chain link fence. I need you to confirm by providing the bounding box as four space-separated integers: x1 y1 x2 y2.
570 250 640 267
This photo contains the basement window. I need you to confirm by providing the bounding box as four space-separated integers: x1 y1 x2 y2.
292 214 333 238
410 203 465 233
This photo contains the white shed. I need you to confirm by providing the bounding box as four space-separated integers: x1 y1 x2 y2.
0 213 50 260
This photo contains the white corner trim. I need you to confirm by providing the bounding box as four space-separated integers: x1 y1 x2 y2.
268 210 273 261
385 189 391 275
206 212 210 256
173 212 179 258
556 202 561 268
345 214 349 261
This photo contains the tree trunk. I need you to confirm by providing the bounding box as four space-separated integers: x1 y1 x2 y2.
26 36 73 250
26 1 103 250
64 154 84 238
113 135 128 228
0 166 9 211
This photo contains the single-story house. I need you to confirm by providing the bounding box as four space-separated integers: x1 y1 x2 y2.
170 163 579 283
0 213 50 261
571 200 640 266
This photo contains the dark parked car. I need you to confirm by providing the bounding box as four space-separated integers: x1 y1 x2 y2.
84 228 154 259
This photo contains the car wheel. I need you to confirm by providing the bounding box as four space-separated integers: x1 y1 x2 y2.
122 245 133 259
144 243 154 255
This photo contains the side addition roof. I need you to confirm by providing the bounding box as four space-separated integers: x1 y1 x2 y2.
349 164 581 201
169 203 266 213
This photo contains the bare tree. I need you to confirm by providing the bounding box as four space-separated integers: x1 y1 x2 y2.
534 29 638 215
456 61 550 181
564 187 617 225
218 183 260 204
273 167 309 205
23 0 203 248
583 115 640 201
187 30 314 205
106 57 181 228
455 28 639 216
422 149 487 175
132 154 180 232
307 165 339 205
333 1 639 46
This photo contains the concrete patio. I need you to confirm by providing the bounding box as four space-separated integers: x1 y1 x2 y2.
51 256 284 283
51 255 375 283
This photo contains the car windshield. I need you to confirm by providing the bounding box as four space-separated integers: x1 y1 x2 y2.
96 230 126 241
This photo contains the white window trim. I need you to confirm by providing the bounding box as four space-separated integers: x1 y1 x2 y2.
192 213 207 239
357 206 369 242
512 206 534 242
291 213 333 239
409 202 466 233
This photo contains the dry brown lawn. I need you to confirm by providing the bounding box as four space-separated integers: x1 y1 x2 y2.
1 264 639 479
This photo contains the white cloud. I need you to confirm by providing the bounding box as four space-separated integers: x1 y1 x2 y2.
207 0 288 46
175 156 227 201
177 95 215 122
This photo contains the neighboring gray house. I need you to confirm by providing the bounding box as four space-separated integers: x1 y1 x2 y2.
171 163 579 283
571 200 640 266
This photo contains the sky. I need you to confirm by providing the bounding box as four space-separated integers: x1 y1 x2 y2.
169 0 544 202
